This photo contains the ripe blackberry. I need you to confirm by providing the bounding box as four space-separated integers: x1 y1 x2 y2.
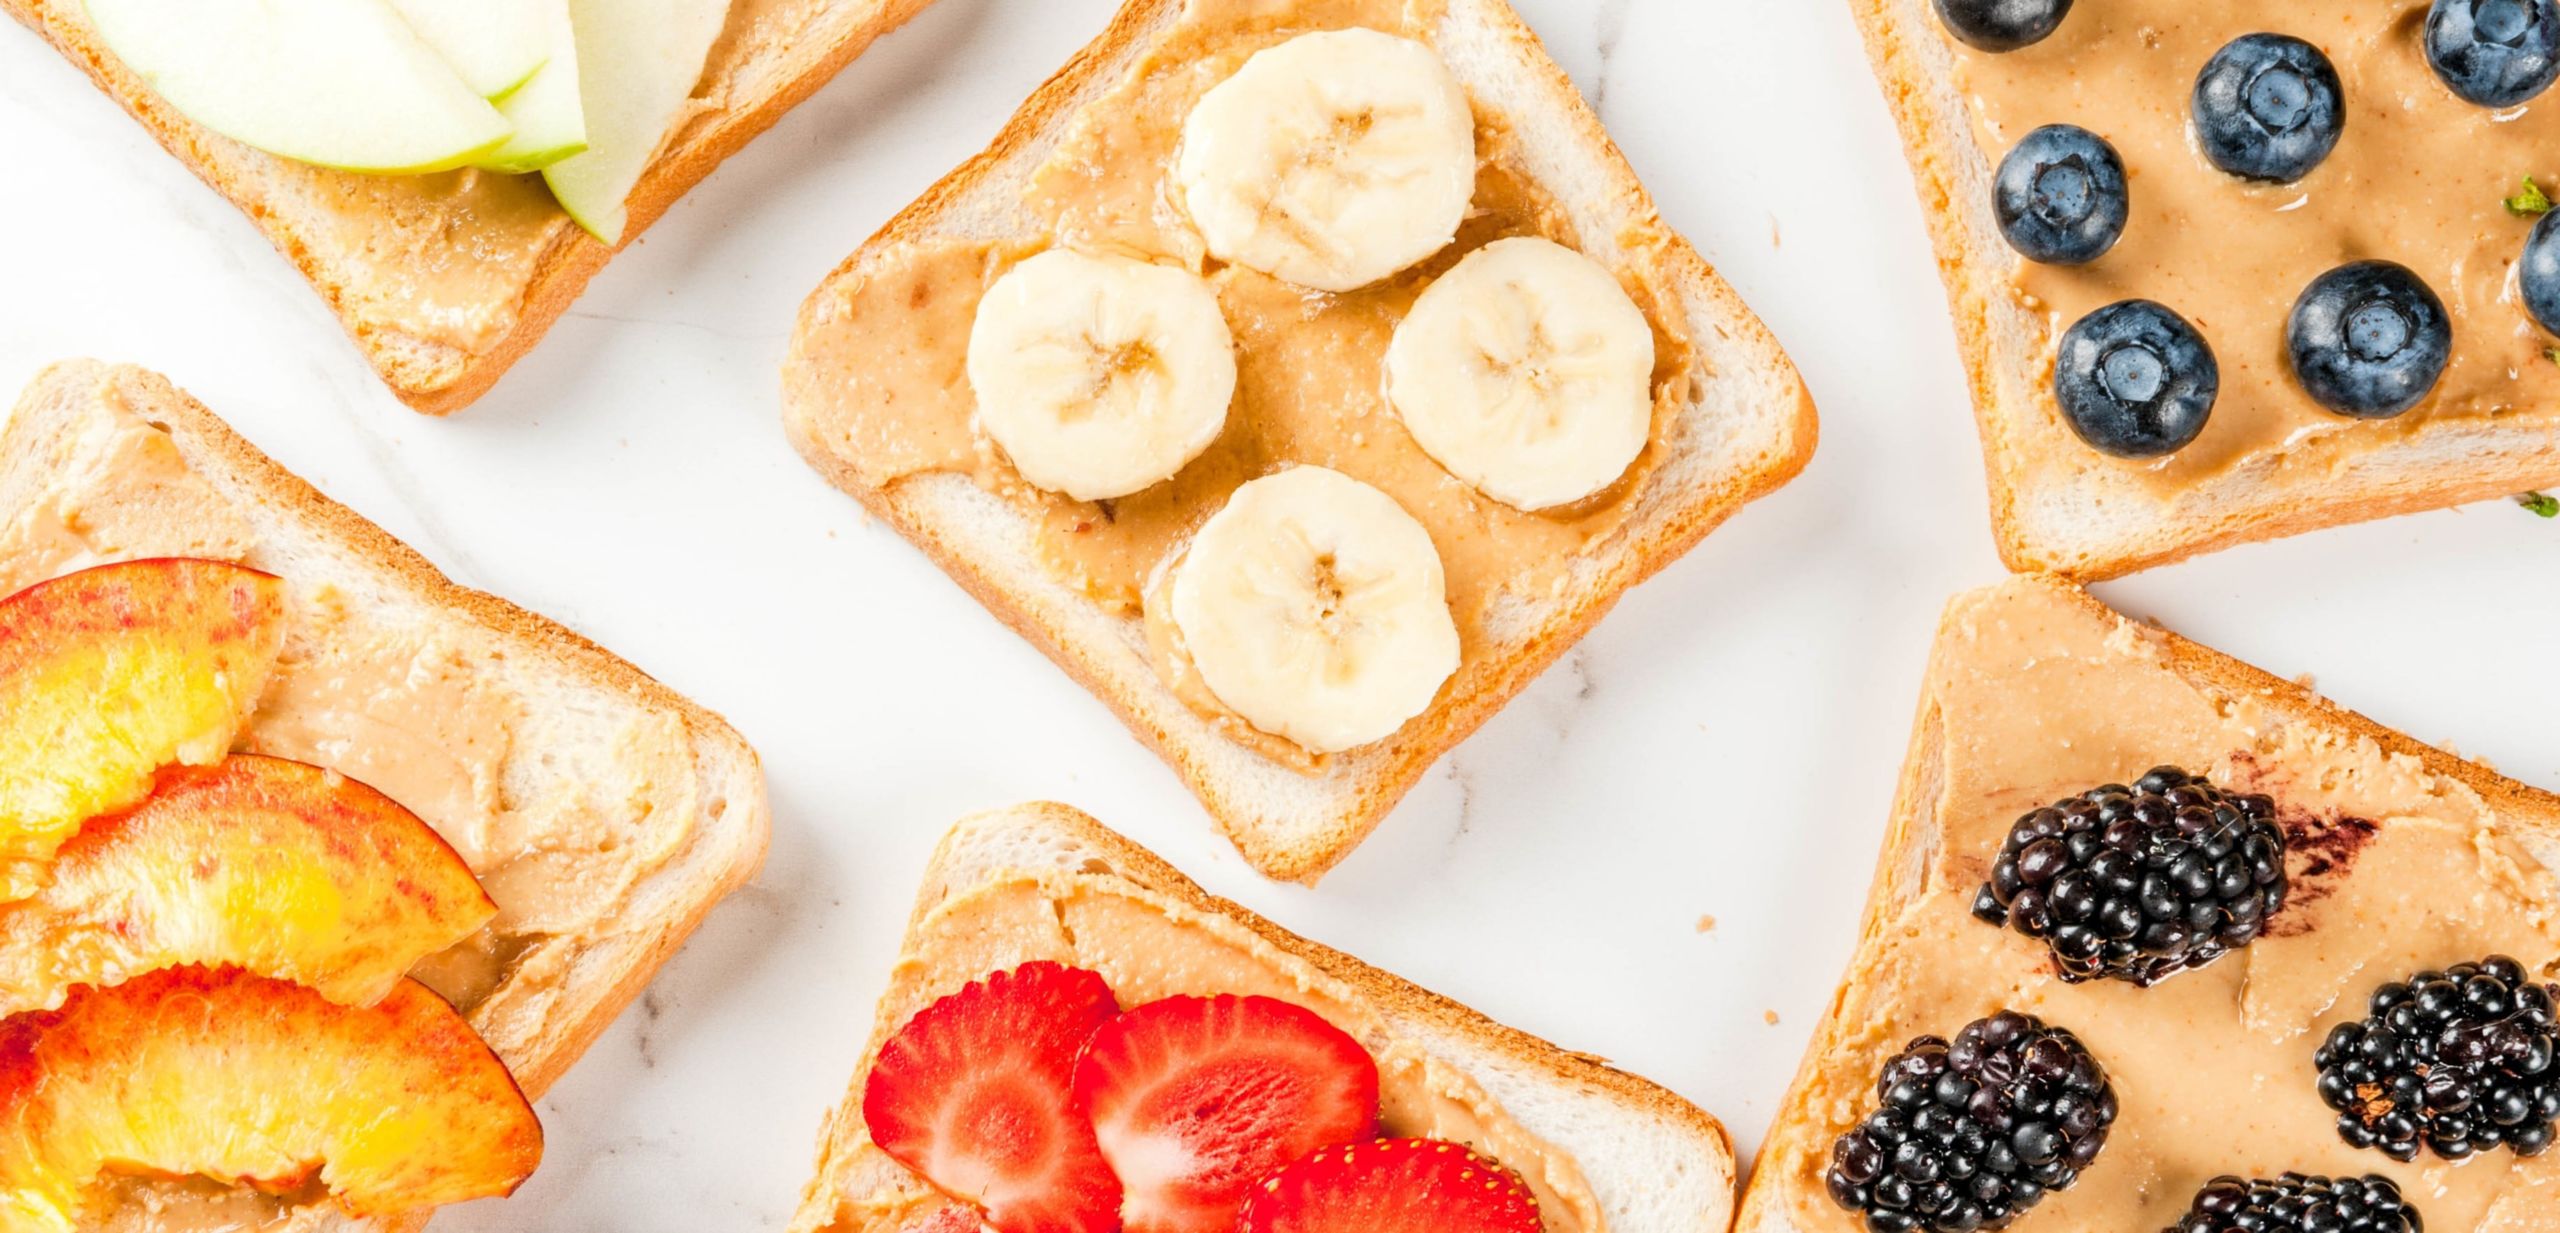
1824 1011 2116 1233
1971 766 2285 986
2165 1172 2420 1233
2315 955 2560 1162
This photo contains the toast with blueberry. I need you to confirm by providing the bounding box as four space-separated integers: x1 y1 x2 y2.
791 802 1738 1233
1852 0 2560 579
1736 573 2560 1232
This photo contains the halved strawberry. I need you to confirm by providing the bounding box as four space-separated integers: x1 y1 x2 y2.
864 963 1123 1233
1072 994 1379 1233
1236 1138 1543 1233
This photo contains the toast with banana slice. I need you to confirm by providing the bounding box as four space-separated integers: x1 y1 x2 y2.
0 360 770 1229
1 0 938 414
791 801 1738 1233
782 0 1817 883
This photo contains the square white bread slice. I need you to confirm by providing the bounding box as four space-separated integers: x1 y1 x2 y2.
0 360 771 1231
783 0 1817 884
1736 573 2560 1232
792 801 1736 1233
1848 0 2560 580
0 0 939 414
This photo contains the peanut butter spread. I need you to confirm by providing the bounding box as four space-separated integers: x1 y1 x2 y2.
1755 580 2560 1231
1941 1 2560 487
0 382 701 1227
824 871 1605 1233
788 0 1702 765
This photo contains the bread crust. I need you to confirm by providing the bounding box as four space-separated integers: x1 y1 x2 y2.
0 0 939 414
793 801 1738 1233
783 0 1817 883
1733 573 2560 1232
1846 0 2560 580
0 360 774 1231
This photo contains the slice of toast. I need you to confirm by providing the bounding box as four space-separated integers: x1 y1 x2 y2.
783 0 1817 884
1848 0 2560 580
791 801 1736 1233
0 360 772 1231
1736 574 2560 1231
0 0 938 414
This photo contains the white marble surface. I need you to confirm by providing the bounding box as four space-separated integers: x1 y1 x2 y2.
3 1 2559 1229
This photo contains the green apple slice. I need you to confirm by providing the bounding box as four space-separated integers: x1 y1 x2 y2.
542 0 732 244
82 0 512 175
477 0 587 173
387 0 549 100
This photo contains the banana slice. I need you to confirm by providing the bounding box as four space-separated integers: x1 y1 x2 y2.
967 249 1237 502
1385 237 1656 511
1169 467 1460 755
1175 28 1477 292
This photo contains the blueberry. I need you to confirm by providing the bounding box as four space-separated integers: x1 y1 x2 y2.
1932 0 2073 51
1993 125 2128 265
2427 0 2560 106
2286 261 2452 419
2192 34 2346 182
2054 300 2218 458
2523 210 2560 335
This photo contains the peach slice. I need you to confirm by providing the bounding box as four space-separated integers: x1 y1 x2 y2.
0 755 497 1018
0 559 286 900
0 967 541 1228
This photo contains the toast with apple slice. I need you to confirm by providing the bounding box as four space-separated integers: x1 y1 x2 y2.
0 0 939 413
0 359 770 1230
783 0 1817 884
792 802 1737 1233
1737 574 2560 1232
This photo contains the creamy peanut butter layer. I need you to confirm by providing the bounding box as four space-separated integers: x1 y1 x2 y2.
1941 2 2560 489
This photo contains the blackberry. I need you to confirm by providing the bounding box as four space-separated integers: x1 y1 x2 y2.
2165 1173 2420 1233
2315 955 2560 1161
1824 1012 2116 1232
1971 766 2285 986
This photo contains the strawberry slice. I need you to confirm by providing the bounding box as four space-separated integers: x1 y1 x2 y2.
864 962 1124 1233
1237 1138 1543 1233
1073 994 1380 1233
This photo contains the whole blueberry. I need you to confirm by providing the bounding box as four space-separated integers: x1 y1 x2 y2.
1932 0 2074 51
2192 34 2346 182
2054 300 2219 458
2522 210 2560 334
2286 261 2452 419
2427 0 2560 107
1994 125 2128 265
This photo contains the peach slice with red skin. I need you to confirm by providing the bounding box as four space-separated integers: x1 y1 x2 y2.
0 754 497 1018
0 559 287 900
0 966 540 1229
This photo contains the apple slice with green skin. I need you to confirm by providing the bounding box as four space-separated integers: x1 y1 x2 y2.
81 0 513 174
543 0 733 243
0 755 497 1019
0 967 540 1229
0 559 286 903
386 0 548 100
479 0 589 174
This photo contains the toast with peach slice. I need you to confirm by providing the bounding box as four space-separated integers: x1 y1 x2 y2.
793 803 1736 1233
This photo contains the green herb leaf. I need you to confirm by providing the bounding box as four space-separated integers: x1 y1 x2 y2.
2520 491 2560 518
2508 176 2555 217
2546 346 2560 365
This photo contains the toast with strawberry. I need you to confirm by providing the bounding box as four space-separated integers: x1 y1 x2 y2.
791 803 1735 1233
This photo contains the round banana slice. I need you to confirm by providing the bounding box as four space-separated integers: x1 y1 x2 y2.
967 249 1237 502
1175 28 1477 292
1169 467 1460 754
1385 237 1656 510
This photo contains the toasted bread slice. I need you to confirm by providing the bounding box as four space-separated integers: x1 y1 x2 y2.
1849 0 2560 580
783 0 1816 884
792 801 1736 1233
1736 574 2560 1231
0 360 771 1231
0 0 938 414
